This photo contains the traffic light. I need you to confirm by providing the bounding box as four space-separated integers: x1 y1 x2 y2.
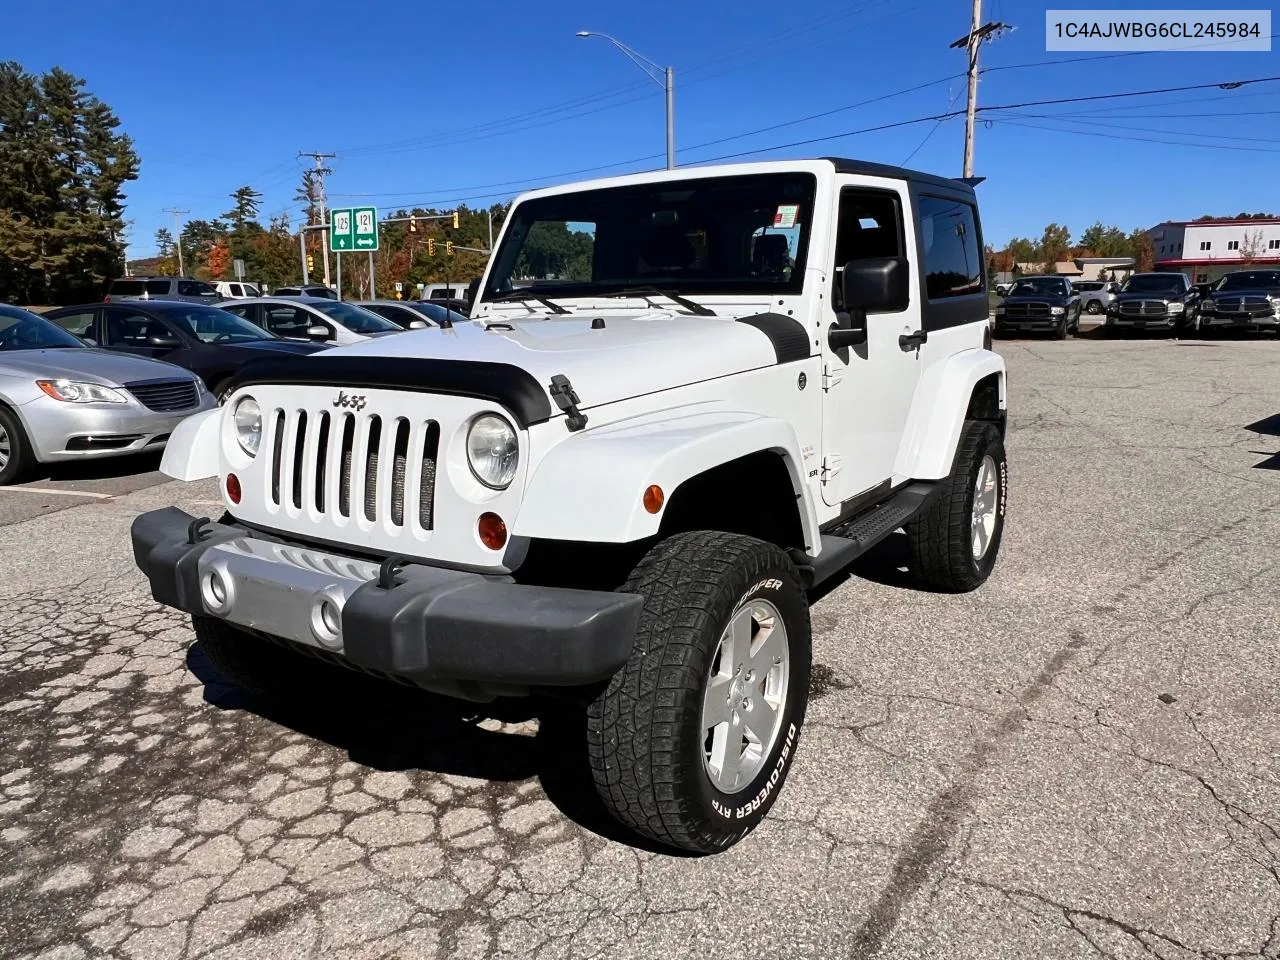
408 216 417 233
445 241 454 257
451 211 459 229
427 238 436 256
306 254 314 272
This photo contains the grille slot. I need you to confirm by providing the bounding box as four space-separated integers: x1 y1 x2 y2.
420 421 440 531
291 412 308 509
314 413 330 513
1004 302 1049 318
126 379 200 412
364 417 382 522
390 419 410 527
269 412 285 506
338 414 354 518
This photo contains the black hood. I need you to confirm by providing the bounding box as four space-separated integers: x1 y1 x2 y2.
1002 292 1072 306
1209 286 1280 299
1115 289 1185 303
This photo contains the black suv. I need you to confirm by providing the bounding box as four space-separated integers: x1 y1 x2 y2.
994 275 1081 339
1198 270 1280 335
44 301 326 402
1104 273 1197 335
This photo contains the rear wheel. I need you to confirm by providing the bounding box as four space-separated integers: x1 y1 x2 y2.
1086 300 1102 315
906 420 1007 592
0 406 34 486
586 532 811 854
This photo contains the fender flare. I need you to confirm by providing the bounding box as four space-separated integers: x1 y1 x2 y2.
160 408 221 481
895 348 1006 479
514 410 819 547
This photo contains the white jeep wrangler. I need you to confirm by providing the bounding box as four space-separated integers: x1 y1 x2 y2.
132 157 1007 854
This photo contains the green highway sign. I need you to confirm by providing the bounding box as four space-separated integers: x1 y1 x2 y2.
330 206 378 252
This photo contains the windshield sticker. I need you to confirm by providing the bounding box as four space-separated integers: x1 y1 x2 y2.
773 205 799 229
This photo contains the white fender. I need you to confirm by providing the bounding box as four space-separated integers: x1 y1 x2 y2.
895 348 1005 479
515 410 819 547
160 408 221 481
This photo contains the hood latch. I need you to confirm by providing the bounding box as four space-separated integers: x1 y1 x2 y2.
549 374 588 432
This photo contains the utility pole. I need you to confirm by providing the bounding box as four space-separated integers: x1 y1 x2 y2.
950 8 1011 177
162 207 188 275
298 151 336 287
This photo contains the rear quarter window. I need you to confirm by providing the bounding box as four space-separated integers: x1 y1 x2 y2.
918 195 984 300
110 280 144 296
146 279 171 295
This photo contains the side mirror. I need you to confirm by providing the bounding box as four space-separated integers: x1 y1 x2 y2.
305 324 330 340
830 257 909 350
407 319 429 329
79 336 97 347
148 333 181 349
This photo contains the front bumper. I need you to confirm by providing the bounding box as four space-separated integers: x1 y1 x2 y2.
22 393 215 462
1106 313 1181 329
1199 311 1280 330
993 314 1066 333
131 507 642 695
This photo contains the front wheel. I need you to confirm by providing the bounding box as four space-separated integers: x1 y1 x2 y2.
1053 314 1069 340
906 420 1007 592
0 406 34 485
586 532 811 854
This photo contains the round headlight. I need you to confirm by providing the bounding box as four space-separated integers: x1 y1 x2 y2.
232 396 262 457
466 414 519 489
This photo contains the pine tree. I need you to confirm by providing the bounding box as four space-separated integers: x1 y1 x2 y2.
224 186 262 231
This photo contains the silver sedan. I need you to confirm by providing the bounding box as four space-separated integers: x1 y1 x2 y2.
0 304 215 484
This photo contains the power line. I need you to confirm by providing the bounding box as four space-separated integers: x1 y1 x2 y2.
990 109 1280 144
901 85 966 165
992 118 1280 154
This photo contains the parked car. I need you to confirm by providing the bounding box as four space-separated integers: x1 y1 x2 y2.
0 303 215 484
993 275 1081 338
356 300 466 328
1074 279 1120 315
994 282 1012 297
1104 272 1197 335
271 284 338 300
105 276 221 304
134 155 1008 853
213 281 262 299
417 297 471 316
43 300 325 403
218 297 405 345
1197 269 1280 335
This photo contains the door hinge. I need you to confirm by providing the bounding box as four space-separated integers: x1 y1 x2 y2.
822 363 843 392
821 455 843 483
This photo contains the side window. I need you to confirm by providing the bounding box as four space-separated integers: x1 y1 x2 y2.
221 304 254 321
145 279 171 295
264 306 315 337
227 284 241 297
51 310 95 337
918 195 983 300
831 188 904 306
103 309 162 347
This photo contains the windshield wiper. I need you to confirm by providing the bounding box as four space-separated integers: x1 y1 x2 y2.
603 287 715 316
488 292 569 315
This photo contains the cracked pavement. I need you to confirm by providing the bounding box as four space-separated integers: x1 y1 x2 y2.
2 335 1279 958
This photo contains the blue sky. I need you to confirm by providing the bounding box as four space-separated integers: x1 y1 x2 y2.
8 0 1277 256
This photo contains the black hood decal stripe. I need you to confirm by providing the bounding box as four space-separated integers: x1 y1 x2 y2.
224 356 554 426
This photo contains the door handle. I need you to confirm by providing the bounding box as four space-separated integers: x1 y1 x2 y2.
899 330 927 351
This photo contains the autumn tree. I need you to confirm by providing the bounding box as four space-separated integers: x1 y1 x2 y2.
207 240 230 279
1129 229 1154 271
1239 229 1265 264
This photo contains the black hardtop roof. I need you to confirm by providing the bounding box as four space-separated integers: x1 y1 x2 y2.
823 157 982 196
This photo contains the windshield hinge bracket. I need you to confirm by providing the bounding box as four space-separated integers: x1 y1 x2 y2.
549 374 588 432
822 363 843 392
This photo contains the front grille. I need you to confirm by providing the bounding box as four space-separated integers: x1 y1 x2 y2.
126 379 199 412
1004 302 1050 318
1118 300 1167 316
266 407 439 529
1213 296 1271 316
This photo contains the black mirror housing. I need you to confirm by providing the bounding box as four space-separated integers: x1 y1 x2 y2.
841 257 909 314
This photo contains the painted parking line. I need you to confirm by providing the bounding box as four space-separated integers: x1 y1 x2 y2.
0 487 115 499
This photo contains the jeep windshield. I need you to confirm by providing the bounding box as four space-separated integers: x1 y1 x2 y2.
483 173 817 303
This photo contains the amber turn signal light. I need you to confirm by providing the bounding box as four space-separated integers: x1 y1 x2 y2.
643 484 664 514
478 512 507 551
226 473 242 504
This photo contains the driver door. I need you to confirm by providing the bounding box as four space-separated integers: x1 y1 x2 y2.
819 184 924 507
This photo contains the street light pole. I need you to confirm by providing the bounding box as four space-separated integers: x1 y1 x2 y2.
576 31 675 169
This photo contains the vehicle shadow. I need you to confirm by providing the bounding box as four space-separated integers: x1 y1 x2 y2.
1243 415 1280 470
22 450 164 484
186 643 690 854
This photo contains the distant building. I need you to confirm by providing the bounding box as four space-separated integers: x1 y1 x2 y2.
1149 219 1280 284
999 257 1133 285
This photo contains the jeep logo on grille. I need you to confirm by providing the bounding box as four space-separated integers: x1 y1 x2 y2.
333 391 367 411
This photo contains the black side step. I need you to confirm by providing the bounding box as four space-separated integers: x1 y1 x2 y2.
792 482 937 588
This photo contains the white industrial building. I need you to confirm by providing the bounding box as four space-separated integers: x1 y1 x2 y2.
1149 219 1280 284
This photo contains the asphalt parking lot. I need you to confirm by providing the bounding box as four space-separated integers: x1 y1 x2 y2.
4 332 1280 960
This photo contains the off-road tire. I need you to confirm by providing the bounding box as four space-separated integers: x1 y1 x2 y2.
906 420 1007 592
586 532 811 854
192 616 329 699
0 405 34 486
